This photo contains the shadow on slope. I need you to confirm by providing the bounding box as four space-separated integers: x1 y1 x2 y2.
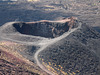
93 26 100 33
13 22 70 38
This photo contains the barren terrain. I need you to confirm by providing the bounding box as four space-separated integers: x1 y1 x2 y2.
0 0 100 75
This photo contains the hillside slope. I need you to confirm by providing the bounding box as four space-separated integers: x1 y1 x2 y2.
39 23 100 75
0 17 100 75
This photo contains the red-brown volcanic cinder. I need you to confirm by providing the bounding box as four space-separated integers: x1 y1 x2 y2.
0 47 48 75
0 49 38 75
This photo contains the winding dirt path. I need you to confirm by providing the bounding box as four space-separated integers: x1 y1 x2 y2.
0 19 82 75
34 21 82 75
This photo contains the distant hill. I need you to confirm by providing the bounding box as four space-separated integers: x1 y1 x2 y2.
0 0 100 27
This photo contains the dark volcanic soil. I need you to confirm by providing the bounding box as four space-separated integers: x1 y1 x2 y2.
39 23 100 75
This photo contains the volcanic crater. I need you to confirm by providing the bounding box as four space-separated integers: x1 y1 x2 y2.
12 17 78 38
